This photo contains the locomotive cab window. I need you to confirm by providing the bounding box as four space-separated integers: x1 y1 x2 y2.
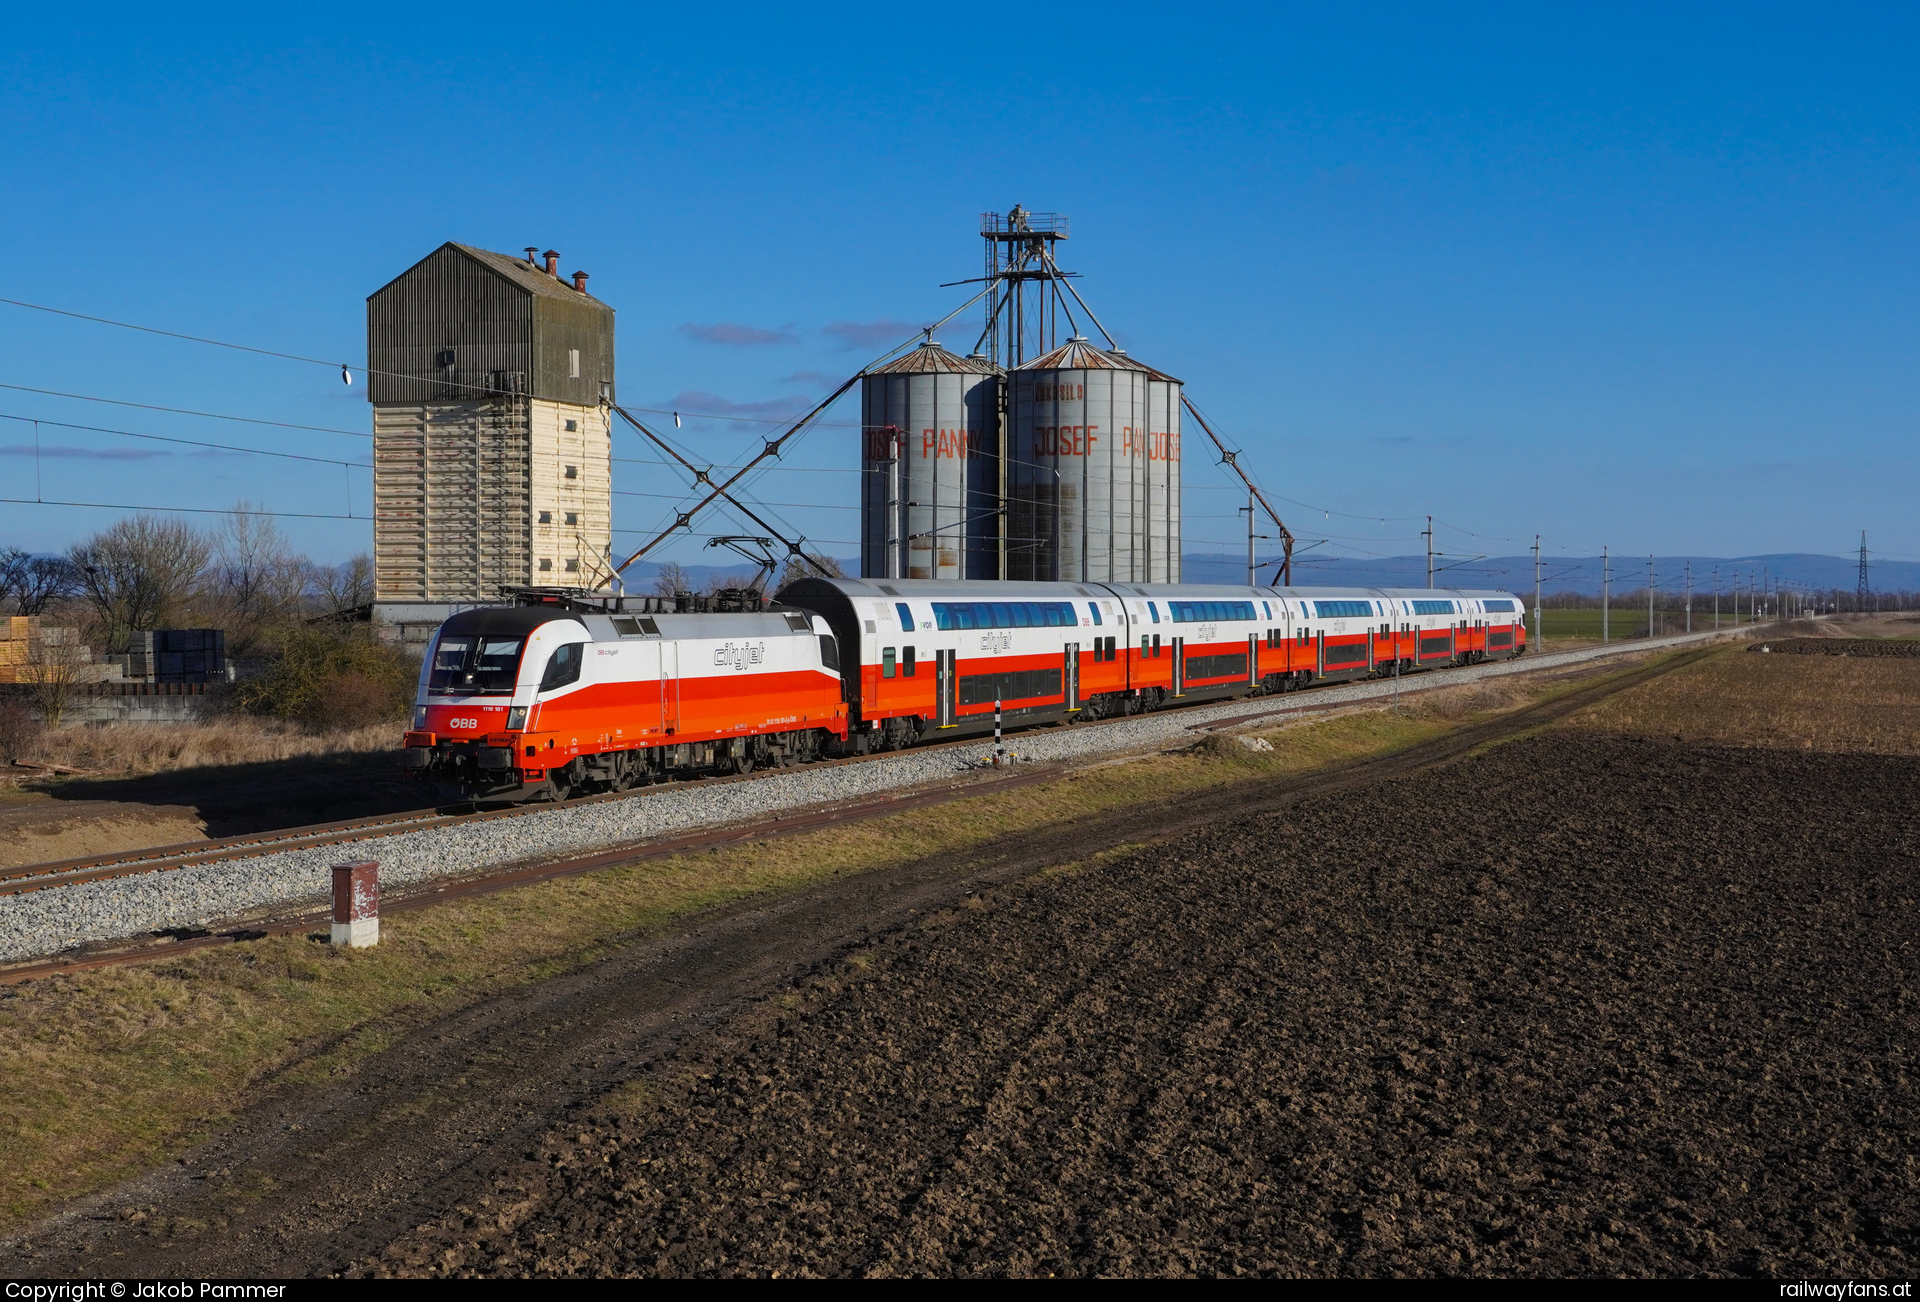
818 634 840 672
539 642 583 692
428 635 524 695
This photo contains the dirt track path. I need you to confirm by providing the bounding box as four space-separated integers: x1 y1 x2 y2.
3 652 1739 1277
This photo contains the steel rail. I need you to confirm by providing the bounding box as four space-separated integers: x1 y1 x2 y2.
2 635 1664 897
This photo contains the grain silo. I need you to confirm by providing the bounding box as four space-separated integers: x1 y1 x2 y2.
1007 337 1181 583
860 342 1002 580
367 244 614 637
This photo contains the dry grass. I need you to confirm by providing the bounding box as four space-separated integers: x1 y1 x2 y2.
1562 644 1920 754
0 705 1465 1230
25 718 397 776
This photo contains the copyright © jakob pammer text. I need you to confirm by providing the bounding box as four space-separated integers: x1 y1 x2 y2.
7 1287 287 1300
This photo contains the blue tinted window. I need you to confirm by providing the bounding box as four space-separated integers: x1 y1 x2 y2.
896 602 913 633
1089 602 1102 626
1483 599 1516 613
1411 600 1455 616
1312 600 1374 619
1148 602 1159 624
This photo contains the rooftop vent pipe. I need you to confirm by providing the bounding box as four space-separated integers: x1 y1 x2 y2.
543 250 560 276
572 271 589 293
525 246 540 266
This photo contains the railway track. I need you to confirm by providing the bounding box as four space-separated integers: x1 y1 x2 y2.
1 674 1448 897
0 641 1712 990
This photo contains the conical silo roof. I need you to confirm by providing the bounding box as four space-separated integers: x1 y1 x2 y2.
865 340 1003 376
1017 336 1181 384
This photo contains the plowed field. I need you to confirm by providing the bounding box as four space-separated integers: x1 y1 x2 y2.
380 733 1918 1277
1751 638 1920 657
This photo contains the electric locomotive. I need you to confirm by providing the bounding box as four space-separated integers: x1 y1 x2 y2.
400 592 846 803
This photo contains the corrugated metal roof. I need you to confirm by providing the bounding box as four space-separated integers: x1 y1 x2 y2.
1016 337 1180 383
865 340 1002 376
366 242 612 309
453 244 612 308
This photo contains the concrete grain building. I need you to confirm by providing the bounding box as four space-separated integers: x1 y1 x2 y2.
367 243 614 637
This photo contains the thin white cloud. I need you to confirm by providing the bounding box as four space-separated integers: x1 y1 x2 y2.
822 318 922 350
678 322 798 346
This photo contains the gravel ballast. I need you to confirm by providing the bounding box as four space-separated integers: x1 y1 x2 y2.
0 628 1746 963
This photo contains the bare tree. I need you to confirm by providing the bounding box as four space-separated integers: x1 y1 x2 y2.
652 562 694 597
68 515 212 653
204 503 307 653
0 548 74 615
24 639 82 728
313 553 375 616
775 552 843 592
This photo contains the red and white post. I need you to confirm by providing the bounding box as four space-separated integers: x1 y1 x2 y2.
331 859 380 947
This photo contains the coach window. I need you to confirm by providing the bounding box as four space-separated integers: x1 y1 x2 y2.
1152 634 1162 657
1088 602 1102 626
1140 635 1150 656
882 647 897 678
903 645 916 677
896 603 914 633
1148 602 1160 623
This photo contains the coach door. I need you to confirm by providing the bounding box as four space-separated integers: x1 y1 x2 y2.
1170 636 1184 696
936 649 957 727
1064 642 1080 711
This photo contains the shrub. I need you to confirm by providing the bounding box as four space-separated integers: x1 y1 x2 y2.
233 626 417 731
0 698 44 764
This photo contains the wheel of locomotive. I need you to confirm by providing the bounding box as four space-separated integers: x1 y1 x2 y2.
609 753 636 793
732 749 755 775
549 761 574 803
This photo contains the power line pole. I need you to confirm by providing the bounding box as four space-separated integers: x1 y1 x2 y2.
1242 490 1255 586
1425 515 1434 589
1858 531 1870 614
1714 563 1720 630
1532 534 1543 649
1602 546 1610 644
1685 560 1692 634
1647 554 1655 639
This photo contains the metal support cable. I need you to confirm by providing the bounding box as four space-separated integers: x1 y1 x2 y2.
1178 396 1296 584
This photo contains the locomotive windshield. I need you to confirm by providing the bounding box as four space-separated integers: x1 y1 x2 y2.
428 635 524 695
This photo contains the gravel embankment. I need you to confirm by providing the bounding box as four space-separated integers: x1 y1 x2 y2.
0 627 1748 963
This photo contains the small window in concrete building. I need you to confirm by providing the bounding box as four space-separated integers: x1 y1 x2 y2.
538 558 552 571
564 465 578 479
569 349 581 379
564 419 577 432
538 511 552 524
564 559 579 572
565 512 578 525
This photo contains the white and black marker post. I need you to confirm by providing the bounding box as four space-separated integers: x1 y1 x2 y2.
993 697 1004 767
331 859 379 947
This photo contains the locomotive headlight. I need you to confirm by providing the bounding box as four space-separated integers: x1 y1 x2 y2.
412 706 427 730
506 707 527 730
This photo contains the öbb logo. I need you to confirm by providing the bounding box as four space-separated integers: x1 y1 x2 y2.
448 717 480 729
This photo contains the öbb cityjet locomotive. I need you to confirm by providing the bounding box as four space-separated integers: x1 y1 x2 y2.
402 578 1528 803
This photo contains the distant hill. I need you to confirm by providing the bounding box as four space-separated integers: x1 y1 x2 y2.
1180 552 1920 596
625 553 1917 598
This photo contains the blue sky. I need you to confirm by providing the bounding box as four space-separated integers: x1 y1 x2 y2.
2 2 1916 573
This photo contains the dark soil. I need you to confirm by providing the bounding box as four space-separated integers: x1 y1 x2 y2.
1752 638 1920 658
374 734 1917 1278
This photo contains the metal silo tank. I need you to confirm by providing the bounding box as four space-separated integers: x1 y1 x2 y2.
859 343 1001 580
1010 338 1180 582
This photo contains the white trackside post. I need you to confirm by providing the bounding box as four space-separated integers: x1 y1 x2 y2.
331 859 379 947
